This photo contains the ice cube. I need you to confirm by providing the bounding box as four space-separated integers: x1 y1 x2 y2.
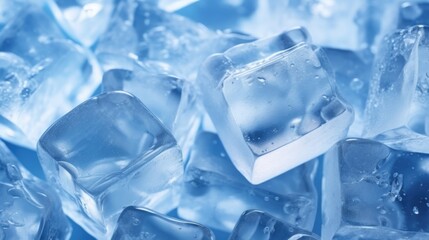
37 91 183 239
111 206 214 240
398 2 429 29
323 47 373 136
46 0 115 46
102 59 200 158
178 132 318 232
198 27 353 184
323 138 429 239
229 210 320 240
0 7 102 148
95 0 255 80
364 25 429 138
0 140 71 239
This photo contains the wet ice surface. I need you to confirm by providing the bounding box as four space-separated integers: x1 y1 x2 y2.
112 206 214 240
37 91 183 238
0 140 71 239
323 138 429 239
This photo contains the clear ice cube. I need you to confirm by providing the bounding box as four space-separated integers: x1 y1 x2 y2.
111 206 214 240
364 25 429 138
198 27 353 184
229 210 320 240
0 7 102 148
37 91 183 239
102 59 200 158
323 138 429 239
0 140 71 239
178 132 318 232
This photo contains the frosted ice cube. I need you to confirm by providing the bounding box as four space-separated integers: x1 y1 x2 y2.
112 206 214 240
323 138 429 239
0 140 71 239
198 28 353 184
37 91 183 239
229 210 320 240
0 7 101 148
178 132 318 232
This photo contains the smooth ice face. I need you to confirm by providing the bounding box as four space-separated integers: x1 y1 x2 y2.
364 26 429 138
37 91 183 239
0 140 71 239
0 7 101 148
229 210 320 240
102 60 200 157
46 0 114 46
198 28 353 184
112 206 214 240
323 47 373 136
323 138 429 240
95 0 255 80
178 132 317 232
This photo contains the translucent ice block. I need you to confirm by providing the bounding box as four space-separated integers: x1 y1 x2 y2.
198 28 353 184
95 0 255 80
323 138 429 239
229 210 320 240
364 25 429 138
111 206 214 240
0 7 102 148
102 60 200 158
178 132 318 232
37 91 183 239
46 0 114 46
0 140 71 239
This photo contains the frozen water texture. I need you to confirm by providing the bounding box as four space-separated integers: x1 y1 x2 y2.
229 210 320 240
37 91 183 239
0 140 71 239
323 138 429 239
95 0 255 80
178 132 317 232
112 206 214 240
364 25 429 138
323 47 373 136
198 28 353 184
46 0 115 46
102 59 200 158
0 7 101 148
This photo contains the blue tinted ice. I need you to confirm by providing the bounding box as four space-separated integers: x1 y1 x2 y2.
95 0 255 80
398 2 429 30
112 206 214 240
323 138 429 239
178 132 317 232
364 25 429 138
37 91 183 239
229 210 320 240
0 140 71 239
198 28 353 184
46 0 114 46
102 60 200 157
323 47 373 136
0 7 101 148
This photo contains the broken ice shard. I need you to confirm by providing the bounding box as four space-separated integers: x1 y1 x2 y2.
229 210 320 240
178 132 317 232
323 47 373 136
111 206 214 240
198 27 353 184
95 0 254 80
46 0 114 46
0 140 71 239
323 138 429 239
102 59 200 158
364 25 429 138
37 91 183 239
0 7 101 148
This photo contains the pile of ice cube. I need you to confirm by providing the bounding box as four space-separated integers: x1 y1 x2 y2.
1 0 429 239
